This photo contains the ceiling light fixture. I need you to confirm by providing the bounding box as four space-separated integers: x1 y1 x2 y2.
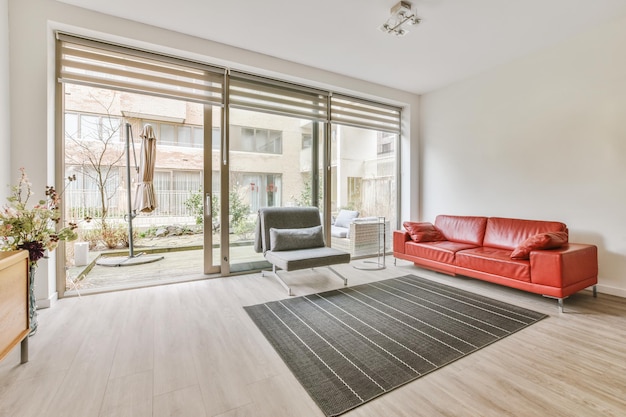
379 1 421 37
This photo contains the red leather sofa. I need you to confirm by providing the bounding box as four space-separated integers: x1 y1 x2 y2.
393 215 598 312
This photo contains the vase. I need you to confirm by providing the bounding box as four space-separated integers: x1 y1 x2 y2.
28 264 38 336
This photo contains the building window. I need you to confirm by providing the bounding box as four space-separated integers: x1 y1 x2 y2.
302 133 312 149
136 121 206 148
159 123 176 144
231 126 283 154
178 126 192 147
239 173 282 212
65 112 122 142
377 132 395 155
211 127 220 150
347 177 362 209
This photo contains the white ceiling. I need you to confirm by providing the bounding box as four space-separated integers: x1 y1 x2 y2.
57 0 626 94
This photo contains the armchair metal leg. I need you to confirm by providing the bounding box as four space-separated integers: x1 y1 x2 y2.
327 266 348 287
263 265 293 296
263 265 347 296
593 285 597 297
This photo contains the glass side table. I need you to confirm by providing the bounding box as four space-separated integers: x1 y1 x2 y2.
353 216 386 270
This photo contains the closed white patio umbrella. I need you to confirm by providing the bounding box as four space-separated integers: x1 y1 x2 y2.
134 125 158 213
96 123 163 267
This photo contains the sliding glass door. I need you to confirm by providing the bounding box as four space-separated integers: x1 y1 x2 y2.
222 74 327 274
57 34 401 292
328 96 400 256
225 109 325 273
57 34 224 292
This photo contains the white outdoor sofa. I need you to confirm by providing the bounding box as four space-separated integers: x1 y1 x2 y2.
330 210 391 259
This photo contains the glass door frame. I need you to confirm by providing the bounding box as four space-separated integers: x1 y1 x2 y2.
218 75 231 275
203 104 220 274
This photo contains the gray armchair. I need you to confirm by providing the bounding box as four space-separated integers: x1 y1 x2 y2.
254 207 350 295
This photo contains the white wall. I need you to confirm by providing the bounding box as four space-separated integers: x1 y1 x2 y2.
7 0 419 303
0 0 9 199
420 14 626 297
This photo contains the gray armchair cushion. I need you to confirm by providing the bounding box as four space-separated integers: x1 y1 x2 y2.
265 246 350 271
270 225 325 251
254 207 322 253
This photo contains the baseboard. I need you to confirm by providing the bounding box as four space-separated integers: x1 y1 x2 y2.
594 284 626 298
36 292 58 309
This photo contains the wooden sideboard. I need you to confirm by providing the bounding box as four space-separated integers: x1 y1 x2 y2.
0 250 30 364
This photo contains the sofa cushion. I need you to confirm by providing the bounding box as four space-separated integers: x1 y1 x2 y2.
434 215 488 246
455 247 531 282
510 231 569 259
334 209 359 228
406 241 478 264
483 217 567 250
269 225 325 251
403 221 446 242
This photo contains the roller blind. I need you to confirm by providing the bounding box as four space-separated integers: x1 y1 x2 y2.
331 95 401 134
57 34 400 132
57 33 225 106
229 72 329 122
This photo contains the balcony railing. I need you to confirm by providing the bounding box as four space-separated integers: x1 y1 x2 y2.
65 188 199 223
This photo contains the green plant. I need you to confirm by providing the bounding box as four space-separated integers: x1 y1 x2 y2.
234 217 255 239
78 220 135 249
229 190 250 230
184 190 204 225
184 188 249 233
139 225 159 238
184 189 218 226
292 175 323 207
100 222 133 249
79 227 102 250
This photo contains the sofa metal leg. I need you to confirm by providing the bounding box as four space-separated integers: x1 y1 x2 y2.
327 266 348 287
543 294 566 313
593 285 597 297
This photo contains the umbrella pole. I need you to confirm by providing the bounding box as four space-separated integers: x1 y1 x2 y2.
125 122 136 258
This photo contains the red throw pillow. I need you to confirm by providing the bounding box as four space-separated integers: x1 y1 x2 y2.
511 231 568 259
403 221 446 243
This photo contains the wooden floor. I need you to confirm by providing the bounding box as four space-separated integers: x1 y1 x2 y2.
1 259 625 417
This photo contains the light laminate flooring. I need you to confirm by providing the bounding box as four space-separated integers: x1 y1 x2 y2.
1 259 625 417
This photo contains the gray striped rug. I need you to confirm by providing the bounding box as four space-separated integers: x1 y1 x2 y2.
244 274 547 416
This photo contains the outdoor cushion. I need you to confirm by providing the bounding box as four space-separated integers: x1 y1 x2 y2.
334 209 359 228
330 225 348 238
